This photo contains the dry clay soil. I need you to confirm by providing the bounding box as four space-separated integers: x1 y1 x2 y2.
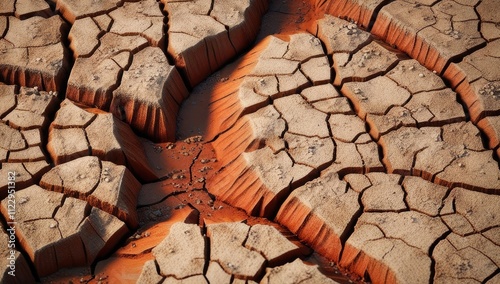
0 0 500 283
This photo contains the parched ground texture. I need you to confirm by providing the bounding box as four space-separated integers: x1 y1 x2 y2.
0 0 499 283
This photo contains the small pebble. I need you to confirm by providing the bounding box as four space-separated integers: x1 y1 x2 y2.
418 73 425 78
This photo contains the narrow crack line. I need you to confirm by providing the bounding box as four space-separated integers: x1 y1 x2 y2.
1 16 9 39
410 146 429 176
21 216 59 224
428 229 451 284
483 269 500 284
381 242 395 260
293 53 327 65
1 37 16 47
164 30 202 38
481 228 500 246
472 1 487 42
136 190 188 208
20 161 34 181
201 222 211 275
460 245 498 269
337 84 389 173
75 204 90 231
400 177 411 210
81 126 93 158
160 271 205 281
338 190 365 262
354 143 368 172
441 40 487 76
207 0 215 16
189 148 203 183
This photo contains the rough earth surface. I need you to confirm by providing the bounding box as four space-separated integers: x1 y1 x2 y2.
0 0 499 284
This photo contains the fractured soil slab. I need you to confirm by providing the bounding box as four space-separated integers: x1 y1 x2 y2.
0 86 58 198
0 15 70 91
207 84 382 217
137 221 311 283
177 33 327 141
444 39 500 159
63 0 190 142
110 46 188 141
163 0 269 86
0 185 128 277
66 34 188 142
47 99 157 182
40 156 142 228
371 0 485 74
342 59 465 140
276 168 361 263
275 162 500 283
380 122 500 192
333 40 404 86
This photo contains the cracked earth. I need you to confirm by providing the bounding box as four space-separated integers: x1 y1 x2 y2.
0 0 499 283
